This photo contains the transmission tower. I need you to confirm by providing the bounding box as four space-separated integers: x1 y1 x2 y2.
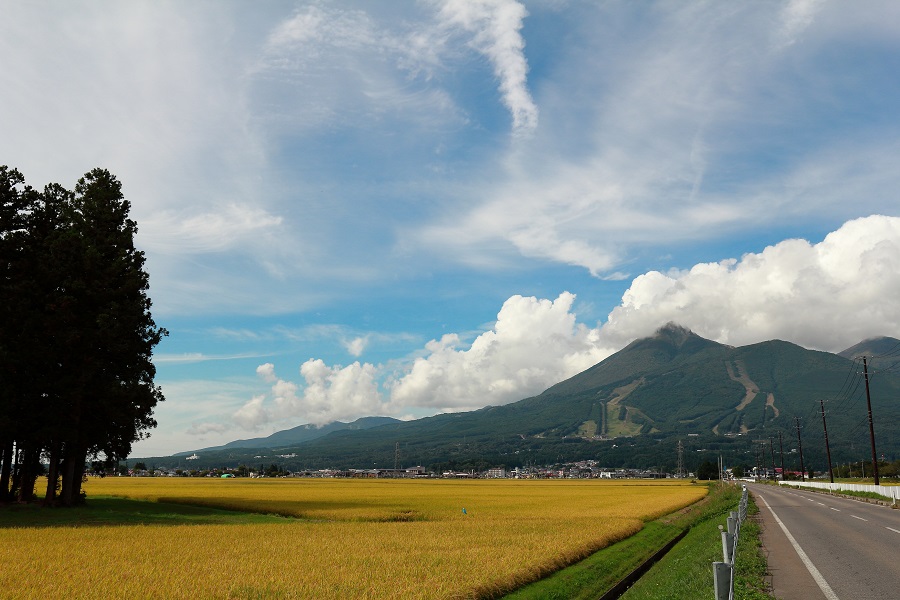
394 441 401 475
676 440 686 478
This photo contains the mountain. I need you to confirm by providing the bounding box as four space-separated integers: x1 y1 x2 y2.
147 325 900 472
174 416 401 455
838 336 900 360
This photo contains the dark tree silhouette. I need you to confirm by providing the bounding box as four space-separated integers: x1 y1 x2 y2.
0 166 166 505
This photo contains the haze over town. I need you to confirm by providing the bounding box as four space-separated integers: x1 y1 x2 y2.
3 1 900 456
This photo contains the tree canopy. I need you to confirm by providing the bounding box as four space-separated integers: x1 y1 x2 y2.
1 166 165 505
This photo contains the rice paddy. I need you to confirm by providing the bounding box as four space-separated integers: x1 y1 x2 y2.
1 478 706 599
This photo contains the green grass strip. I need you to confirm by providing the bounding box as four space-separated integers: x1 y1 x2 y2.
622 493 775 600
502 520 685 600
503 484 740 600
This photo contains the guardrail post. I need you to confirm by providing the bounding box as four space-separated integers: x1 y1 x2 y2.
720 526 735 564
713 561 732 600
712 485 748 600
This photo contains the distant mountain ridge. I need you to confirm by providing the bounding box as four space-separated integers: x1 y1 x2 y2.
152 325 900 472
175 416 400 455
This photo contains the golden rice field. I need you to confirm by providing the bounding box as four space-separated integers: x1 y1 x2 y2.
1 478 706 599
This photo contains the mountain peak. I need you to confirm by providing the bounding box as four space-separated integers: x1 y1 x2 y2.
652 322 694 347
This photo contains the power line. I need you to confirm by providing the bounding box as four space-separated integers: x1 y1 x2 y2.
871 340 900 359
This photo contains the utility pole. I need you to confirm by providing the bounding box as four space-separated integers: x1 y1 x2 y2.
769 437 776 482
862 357 880 485
676 440 685 478
820 398 835 483
778 431 785 480
795 417 806 482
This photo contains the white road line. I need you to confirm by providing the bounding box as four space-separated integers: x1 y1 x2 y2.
886 527 900 534
851 515 867 522
817 502 825 506
830 507 840 512
758 493 840 600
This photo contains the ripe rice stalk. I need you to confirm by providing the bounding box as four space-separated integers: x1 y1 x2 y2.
1 479 705 599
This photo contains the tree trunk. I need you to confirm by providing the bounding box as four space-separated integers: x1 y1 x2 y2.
43 442 60 505
16 444 39 503
0 439 12 502
59 444 87 506
60 446 77 506
9 446 21 501
71 451 86 503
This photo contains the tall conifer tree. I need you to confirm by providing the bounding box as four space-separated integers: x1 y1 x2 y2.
0 166 165 506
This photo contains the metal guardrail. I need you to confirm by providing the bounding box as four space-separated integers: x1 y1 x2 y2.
712 484 749 600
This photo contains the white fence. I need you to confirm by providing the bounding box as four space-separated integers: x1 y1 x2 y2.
779 480 900 502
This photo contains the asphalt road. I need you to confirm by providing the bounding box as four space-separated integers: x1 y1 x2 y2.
748 483 900 600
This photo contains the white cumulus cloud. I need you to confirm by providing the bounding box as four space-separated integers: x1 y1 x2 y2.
602 215 900 351
388 292 608 411
256 363 277 383
299 359 384 423
233 292 612 427
232 215 900 430
234 360 383 429
232 395 269 430
344 336 370 357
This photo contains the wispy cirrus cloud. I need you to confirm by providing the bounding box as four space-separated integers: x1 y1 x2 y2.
141 205 284 255
154 352 273 365
413 2 900 278
437 0 537 134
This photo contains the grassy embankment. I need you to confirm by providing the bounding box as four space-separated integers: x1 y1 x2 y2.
504 483 774 600
620 490 773 600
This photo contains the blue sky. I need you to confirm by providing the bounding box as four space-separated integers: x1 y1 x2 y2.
4 1 900 457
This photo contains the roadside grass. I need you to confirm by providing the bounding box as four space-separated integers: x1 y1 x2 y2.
620 490 774 600
814 488 893 502
503 483 736 600
732 501 774 600
824 489 893 502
